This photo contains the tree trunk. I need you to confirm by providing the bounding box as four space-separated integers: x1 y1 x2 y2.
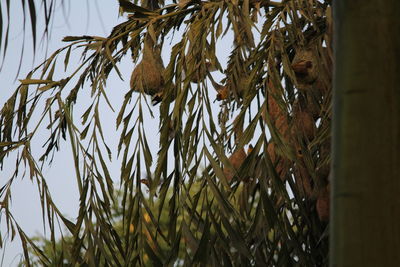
331 1 400 266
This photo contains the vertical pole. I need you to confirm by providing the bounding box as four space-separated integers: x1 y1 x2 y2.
331 1 400 266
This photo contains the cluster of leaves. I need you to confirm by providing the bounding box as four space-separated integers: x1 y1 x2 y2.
0 0 332 265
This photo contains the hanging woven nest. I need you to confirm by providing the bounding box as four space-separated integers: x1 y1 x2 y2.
291 47 319 89
130 35 165 97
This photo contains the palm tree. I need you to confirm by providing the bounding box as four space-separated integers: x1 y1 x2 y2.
0 0 332 265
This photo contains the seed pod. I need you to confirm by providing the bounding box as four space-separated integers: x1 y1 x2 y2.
130 35 164 96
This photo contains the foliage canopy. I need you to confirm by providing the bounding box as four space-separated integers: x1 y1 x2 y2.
0 0 332 265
